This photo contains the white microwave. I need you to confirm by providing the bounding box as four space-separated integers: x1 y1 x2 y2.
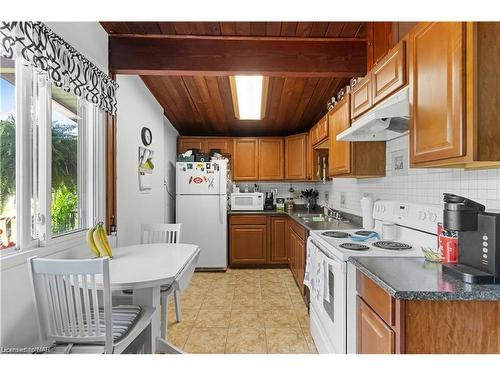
230 192 264 211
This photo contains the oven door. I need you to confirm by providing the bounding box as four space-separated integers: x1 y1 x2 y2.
309 241 347 354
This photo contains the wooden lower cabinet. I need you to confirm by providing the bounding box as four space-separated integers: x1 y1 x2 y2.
229 223 267 265
229 214 289 266
229 215 307 295
270 216 288 264
357 297 395 354
287 219 307 295
356 271 500 354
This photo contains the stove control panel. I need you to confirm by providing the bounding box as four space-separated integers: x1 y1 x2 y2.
373 201 443 233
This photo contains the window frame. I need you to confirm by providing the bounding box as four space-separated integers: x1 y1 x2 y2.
1 59 106 265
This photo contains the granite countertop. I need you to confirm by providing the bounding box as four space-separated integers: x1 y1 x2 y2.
349 256 500 301
228 206 362 232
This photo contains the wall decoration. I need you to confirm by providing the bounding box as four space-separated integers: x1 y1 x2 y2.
141 126 152 146
0 21 118 114
138 146 154 193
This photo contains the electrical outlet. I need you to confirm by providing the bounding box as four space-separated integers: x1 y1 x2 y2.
325 192 330 206
340 192 347 208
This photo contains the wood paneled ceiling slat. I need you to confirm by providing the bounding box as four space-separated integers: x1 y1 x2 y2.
101 22 367 136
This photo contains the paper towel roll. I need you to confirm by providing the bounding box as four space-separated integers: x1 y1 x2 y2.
360 196 374 229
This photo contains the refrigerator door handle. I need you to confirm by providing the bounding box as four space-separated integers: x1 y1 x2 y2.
218 171 224 224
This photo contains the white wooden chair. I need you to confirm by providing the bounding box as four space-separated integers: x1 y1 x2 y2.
140 223 184 339
27 256 155 354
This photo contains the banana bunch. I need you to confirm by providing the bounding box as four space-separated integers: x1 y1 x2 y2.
87 222 113 258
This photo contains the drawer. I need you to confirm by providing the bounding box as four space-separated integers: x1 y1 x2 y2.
356 270 395 326
288 219 307 241
230 215 267 225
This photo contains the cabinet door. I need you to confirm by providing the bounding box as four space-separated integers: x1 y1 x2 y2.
258 138 284 180
367 22 394 70
409 22 465 164
329 96 352 176
306 132 313 180
350 74 372 119
206 138 232 155
296 234 306 295
288 222 296 277
285 133 308 180
230 224 267 265
178 137 206 153
316 115 329 143
372 41 406 105
270 216 288 264
357 297 395 354
232 138 259 180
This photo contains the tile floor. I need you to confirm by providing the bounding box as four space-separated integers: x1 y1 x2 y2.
165 268 317 354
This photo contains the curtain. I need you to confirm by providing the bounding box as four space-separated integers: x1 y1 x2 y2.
0 21 118 115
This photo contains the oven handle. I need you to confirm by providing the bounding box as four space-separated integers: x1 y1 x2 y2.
308 238 345 272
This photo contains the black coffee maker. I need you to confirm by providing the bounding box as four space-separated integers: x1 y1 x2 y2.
264 192 275 210
442 193 500 284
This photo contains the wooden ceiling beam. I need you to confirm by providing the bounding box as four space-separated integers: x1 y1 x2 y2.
109 34 367 77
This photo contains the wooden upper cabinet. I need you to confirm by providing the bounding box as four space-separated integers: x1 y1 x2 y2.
409 22 465 164
310 115 328 146
329 95 351 176
206 137 232 154
357 296 395 354
306 132 313 180
367 22 394 70
178 137 206 153
232 138 259 180
350 73 373 119
372 41 406 105
258 138 284 180
285 133 308 180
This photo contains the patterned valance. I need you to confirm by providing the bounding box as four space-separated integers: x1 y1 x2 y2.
0 22 117 114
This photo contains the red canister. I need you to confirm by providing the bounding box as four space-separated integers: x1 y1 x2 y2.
437 223 458 264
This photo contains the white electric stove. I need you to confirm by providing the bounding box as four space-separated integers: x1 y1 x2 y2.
306 200 443 354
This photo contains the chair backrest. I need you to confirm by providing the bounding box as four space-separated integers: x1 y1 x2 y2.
27 256 113 353
140 223 181 244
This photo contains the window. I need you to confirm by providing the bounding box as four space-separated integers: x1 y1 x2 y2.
0 59 105 254
50 85 83 236
0 57 16 250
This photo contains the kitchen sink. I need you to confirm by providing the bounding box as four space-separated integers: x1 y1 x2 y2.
298 214 328 222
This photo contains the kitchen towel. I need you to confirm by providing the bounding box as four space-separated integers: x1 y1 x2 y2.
304 239 325 304
361 196 374 229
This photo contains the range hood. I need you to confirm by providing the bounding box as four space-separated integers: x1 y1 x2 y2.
336 86 409 142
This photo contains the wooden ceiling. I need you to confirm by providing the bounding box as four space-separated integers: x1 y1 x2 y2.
100 22 368 136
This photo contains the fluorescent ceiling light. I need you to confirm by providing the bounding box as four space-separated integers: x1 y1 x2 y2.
230 75 268 120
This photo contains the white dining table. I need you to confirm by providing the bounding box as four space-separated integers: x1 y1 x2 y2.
96 243 200 354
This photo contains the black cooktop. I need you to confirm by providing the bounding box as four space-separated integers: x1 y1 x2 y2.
354 230 378 236
339 243 370 251
372 241 412 250
321 231 350 239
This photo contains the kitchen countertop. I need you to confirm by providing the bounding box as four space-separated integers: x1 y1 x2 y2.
349 256 500 301
228 206 362 232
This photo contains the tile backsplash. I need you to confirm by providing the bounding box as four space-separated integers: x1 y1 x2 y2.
315 134 500 216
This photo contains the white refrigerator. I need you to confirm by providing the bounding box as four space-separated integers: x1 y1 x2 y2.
175 161 227 269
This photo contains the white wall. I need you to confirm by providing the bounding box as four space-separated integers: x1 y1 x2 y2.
164 117 179 223
115 75 178 246
315 134 500 216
